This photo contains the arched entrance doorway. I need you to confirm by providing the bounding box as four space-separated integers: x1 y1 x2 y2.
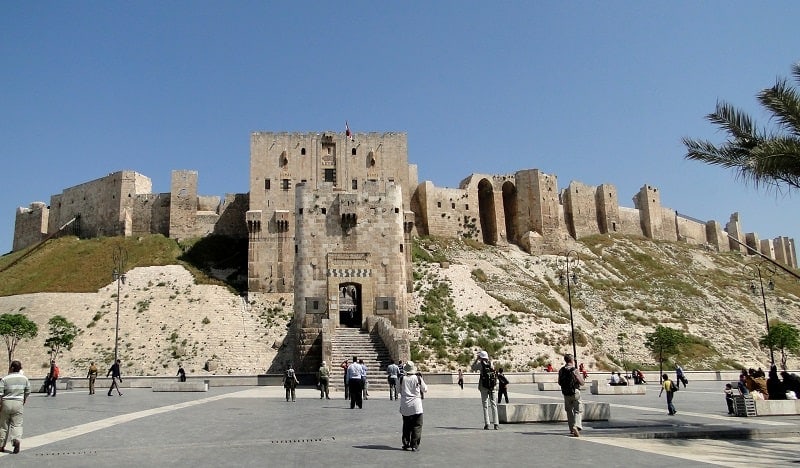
478 179 497 245
338 282 362 328
502 181 518 245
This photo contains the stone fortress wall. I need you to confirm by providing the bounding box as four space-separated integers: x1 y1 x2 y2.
13 169 249 250
12 131 798 271
416 170 797 268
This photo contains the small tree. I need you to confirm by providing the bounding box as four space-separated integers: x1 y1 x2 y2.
760 321 800 371
644 325 688 382
0 313 38 367
43 315 80 360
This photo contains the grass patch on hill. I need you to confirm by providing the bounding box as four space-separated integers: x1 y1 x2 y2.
0 234 248 296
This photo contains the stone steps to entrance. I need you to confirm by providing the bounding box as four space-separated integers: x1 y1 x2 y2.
330 328 394 390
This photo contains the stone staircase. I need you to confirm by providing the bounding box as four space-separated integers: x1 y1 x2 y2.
330 328 393 392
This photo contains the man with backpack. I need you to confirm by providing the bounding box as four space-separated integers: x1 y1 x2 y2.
558 354 585 437
283 363 299 402
472 350 499 430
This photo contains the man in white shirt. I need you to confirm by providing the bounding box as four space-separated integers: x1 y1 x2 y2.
346 356 364 409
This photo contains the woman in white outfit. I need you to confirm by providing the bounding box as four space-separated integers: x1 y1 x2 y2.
399 361 427 451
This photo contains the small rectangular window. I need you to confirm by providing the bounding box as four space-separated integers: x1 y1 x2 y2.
265 179 270 190
383 300 389 310
324 169 335 183
451 203 456 209
321 208 326 214
465 204 469 210
352 179 358 190
281 179 290 190
437 202 442 208
313 300 319 310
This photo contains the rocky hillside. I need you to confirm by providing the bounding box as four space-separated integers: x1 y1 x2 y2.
1 234 799 378
409 235 800 373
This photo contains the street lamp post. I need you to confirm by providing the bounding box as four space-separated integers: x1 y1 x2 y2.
743 259 776 366
558 250 580 367
112 246 127 364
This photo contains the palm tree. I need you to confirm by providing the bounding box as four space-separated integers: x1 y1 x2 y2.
683 62 800 193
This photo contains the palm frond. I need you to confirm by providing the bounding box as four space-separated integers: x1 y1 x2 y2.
758 79 800 137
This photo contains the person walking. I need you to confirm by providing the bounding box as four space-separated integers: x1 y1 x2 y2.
0 360 30 454
659 373 677 415
318 361 330 399
457 369 464 390
283 363 299 402
675 364 688 389
359 359 369 400
497 368 510 404
387 361 400 400
107 359 123 396
399 361 427 452
340 359 349 400
472 350 499 430
558 353 585 437
46 360 59 397
177 365 186 382
86 362 98 395
347 356 364 409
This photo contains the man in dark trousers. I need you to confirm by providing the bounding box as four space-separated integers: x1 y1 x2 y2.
107 359 123 396
558 354 585 437
346 356 364 409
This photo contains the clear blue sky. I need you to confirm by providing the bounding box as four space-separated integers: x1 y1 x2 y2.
2 1 799 255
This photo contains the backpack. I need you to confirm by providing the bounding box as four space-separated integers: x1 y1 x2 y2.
480 363 497 389
284 369 296 388
558 366 578 396
670 380 678 392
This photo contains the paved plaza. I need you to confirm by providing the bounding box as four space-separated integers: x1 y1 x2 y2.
2 379 799 467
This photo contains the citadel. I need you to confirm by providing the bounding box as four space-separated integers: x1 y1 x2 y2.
12 131 798 371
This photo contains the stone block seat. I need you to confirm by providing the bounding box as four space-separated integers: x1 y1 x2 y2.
498 402 610 423
537 382 562 391
590 380 646 395
152 381 209 392
753 398 800 416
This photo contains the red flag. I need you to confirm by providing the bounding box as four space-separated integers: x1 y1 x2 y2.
345 121 353 141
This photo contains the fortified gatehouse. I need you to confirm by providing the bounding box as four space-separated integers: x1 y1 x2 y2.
246 131 417 370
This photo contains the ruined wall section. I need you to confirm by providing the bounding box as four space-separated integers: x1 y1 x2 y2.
169 170 199 240
13 202 49 251
563 181 600 239
726 213 747 253
131 193 170 237
214 193 249 238
676 216 707 244
615 207 644 236
414 182 474 238
705 221 731 252
596 184 620 234
47 171 150 240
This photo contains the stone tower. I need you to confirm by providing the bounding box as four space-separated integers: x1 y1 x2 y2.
247 131 417 294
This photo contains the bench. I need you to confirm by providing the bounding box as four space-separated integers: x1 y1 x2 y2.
531 373 559 383
152 381 209 392
537 382 561 391
753 398 800 416
498 402 610 423
590 380 646 395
